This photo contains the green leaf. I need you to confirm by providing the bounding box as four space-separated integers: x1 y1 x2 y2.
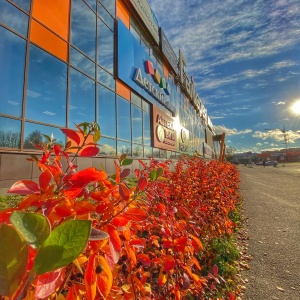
10 211 51 249
0 224 28 296
121 158 133 166
93 129 101 143
42 134 51 143
34 220 91 275
157 167 164 178
150 169 157 181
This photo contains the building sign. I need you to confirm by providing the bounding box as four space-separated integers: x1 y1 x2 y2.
178 50 201 113
118 20 176 116
176 124 189 153
129 0 159 45
160 28 178 74
152 106 176 151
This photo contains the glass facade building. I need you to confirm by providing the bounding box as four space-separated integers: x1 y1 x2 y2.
0 0 219 188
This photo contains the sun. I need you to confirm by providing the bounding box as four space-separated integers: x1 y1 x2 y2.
291 100 300 115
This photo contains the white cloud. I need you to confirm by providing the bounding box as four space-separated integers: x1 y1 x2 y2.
215 125 252 136
252 129 300 143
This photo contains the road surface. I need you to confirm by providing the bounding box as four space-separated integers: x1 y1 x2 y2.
238 163 300 300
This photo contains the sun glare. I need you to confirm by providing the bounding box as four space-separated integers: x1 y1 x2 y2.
291 100 300 115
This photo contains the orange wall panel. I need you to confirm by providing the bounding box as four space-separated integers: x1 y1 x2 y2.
116 0 130 29
163 65 169 79
116 80 131 101
32 0 70 41
30 20 68 62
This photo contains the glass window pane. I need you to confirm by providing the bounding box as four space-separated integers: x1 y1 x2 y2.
98 19 114 73
100 0 115 17
153 148 160 158
0 117 21 149
117 140 131 156
69 68 95 127
10 0 31 12
132 105 142 144
132 144 143 157
160 149 167 159
98 5 114 30
130 19 140 42
24 122 65 149
131 93 141 108
144 146 152 158
99 137 116 155
71 0 96 60
142 100 150 112
97 66 115 91
98 84 116 138
0 0 29 36
143 111 151 146
0 27 26 117
117 96 131 141
85 0 96 11
26 45 67 126
70 47 95 78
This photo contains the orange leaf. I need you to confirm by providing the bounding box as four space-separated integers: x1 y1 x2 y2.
190 234 204 252
137 176 147 191
63 187 83 199
122 208 148 222
84 253 97 300
70 167 107 186
112 216 129 226
174 237 188 252
61 128 81 145
158 267 167 287
79 146 100 157
163 255 175 271
74 200 96 215
18 194 40 209
114 161 120 184
157 203 166 213
8 180 40 195
39 170 52 191
97 255 113 298
107 224 122 252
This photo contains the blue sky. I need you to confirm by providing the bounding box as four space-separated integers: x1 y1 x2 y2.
148 0 300 153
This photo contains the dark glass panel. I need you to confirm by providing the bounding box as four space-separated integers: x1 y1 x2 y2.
0 27 26 117
153 148 160 158
69 68 95 127
117 96 131 141
143 111 151 146
0 0 28 36
131 105 142 144
24 122 65 149
160 149 167 158
97 66 115 91
117 140 131 156
132 144 143 157
71 0 96 60
130 19 140 42
99 137 116 155
144 146 152 158
98 84 116 138
10 0 31 12
26 44 67 126
99 0 115 17
98 5 114 30
97 19 114 73
0 117 21 148
85 0 96 11
70 47 95 78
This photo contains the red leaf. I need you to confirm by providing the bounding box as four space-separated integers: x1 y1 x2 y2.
74 200 96 215
61 128 81 145
0 208 16 223
112 216 129 226
163 255 175 271
137 177 147 191
157 203 166 213
39 170 52 191
63 187 83 199
228 292 236 300
84 253 97 300
122 208 148 222
174 237 188 252
114 161 120 184
35 268 65 299
119 183 130 200
120 168 131 179
107 224 122 253
79 146 100 157
8 180 40 195
137 254 151 266
213 264 218 275
70 167 107 186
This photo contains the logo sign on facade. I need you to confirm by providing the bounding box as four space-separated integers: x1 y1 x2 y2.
152 106 176 151
178 50 201 113
160 29 178 74
129 0 159 45
176 124 189 153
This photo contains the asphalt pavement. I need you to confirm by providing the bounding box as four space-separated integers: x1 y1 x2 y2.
238 163 300 300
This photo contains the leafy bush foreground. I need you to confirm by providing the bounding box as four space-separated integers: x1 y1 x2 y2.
0 122 240 300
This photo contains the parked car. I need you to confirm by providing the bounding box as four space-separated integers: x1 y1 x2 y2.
256 161 263 165
265 160 278 166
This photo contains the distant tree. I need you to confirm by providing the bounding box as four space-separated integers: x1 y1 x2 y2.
0 130 20 148
23 130 43 149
